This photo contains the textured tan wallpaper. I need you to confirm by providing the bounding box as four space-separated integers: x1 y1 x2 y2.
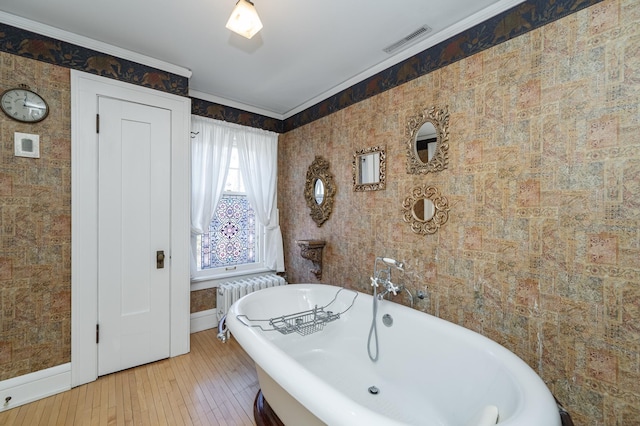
279 1 639 423
190 288 216 314
0 52 71 380
0 1 638 423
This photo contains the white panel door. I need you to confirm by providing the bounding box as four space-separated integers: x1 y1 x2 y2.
97 96 171 376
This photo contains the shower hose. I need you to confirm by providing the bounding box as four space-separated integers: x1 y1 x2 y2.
367 277 380 362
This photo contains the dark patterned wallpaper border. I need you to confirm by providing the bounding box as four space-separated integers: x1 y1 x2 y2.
282 0 605 132
0 23 189 97
1 0 603 132
191 97 284 133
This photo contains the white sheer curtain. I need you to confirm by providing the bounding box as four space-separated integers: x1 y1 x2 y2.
190 116 234 274
237 127 285 272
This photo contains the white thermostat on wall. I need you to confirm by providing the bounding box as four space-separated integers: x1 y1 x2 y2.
14 132 40 158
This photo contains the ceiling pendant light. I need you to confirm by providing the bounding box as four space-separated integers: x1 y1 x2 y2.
226 0 263 39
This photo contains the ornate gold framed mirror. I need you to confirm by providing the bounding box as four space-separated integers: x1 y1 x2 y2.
353 145 386 192
406 106 450 174
304 156 336 227
401 185 449 235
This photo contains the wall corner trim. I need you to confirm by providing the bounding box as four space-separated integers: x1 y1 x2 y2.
0 363 71 412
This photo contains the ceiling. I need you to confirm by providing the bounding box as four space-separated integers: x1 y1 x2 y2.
0 0 523 119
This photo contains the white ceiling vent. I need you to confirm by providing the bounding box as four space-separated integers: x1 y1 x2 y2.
383 25 432 54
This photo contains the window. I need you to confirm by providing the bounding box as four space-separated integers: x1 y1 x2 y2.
193 144 266 279
197 194 257 270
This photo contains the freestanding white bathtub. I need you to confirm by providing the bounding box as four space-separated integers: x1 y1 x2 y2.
226 283 562 426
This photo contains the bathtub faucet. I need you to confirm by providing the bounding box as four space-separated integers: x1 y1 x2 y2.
377 280 402 299
371 257 405 300
369 256 406 362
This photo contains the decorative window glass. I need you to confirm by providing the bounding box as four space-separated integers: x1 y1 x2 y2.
198 194 256 270
195 143 264 276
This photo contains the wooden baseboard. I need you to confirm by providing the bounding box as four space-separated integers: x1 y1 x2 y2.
0 363 71 412
190 308 217 333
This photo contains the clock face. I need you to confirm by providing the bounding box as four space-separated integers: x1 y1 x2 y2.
1 88 49 123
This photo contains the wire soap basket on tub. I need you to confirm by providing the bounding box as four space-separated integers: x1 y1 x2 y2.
236 287 358 336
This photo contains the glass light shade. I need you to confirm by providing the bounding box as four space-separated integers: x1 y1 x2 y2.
226 0 263 39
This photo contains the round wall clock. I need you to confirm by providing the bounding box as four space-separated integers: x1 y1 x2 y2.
1 86 49 123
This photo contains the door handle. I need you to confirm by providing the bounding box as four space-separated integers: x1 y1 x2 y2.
156 250 165 269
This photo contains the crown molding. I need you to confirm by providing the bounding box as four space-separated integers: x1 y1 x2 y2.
0 11 192 78
283 0 525 119
189 89 284 121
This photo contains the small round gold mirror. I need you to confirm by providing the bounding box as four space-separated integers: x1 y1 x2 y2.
412 198 435 221
402 185 449 235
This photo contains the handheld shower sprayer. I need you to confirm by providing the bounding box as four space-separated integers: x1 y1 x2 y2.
373 257 405 293
381 257 404 270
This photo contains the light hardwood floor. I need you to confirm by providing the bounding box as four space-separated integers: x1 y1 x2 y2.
0 330 260 426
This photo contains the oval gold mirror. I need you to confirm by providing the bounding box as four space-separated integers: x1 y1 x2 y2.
402 185 449 235
406 106 449 174
416 121 437 163
304 156 336 227
314 178 325 204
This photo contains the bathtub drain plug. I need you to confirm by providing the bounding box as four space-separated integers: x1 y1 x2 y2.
368 386 380 395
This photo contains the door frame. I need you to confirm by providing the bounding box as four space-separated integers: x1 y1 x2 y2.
70 70 191 387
